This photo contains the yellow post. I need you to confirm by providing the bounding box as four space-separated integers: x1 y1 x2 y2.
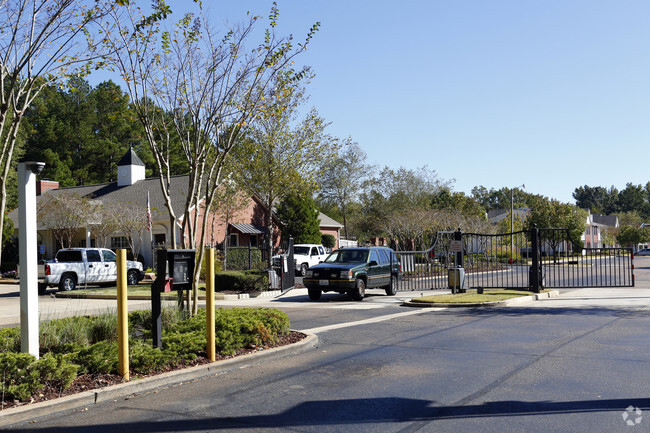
117 249 129 381
205 248 216 361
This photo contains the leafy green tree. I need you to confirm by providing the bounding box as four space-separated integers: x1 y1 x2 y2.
470 185 536 211
431 189 486 218
618 183 647 214
524 198 587 252
276 192 321 244
23 79 156 186
617 225 649 248
232 72 336 265
572 185 619 214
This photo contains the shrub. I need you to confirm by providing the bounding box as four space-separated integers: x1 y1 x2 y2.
212 308 289 354
215 271 268 292
40 316 94 350
73 340 119 375
0 327 20 353
0 306 291 401
0 352 77 401
226 247 263 271
129 340 176 375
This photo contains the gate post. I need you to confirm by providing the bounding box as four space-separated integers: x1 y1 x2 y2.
530 226 541 293
455 228 463 268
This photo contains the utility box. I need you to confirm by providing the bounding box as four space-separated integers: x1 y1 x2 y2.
448 267 465 294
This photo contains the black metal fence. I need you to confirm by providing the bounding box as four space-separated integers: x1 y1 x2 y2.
395 227 634 292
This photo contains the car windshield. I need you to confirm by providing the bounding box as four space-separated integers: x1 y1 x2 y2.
324 249 369 263
294 247 310 255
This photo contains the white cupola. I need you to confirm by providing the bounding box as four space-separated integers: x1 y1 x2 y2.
117 148 146 187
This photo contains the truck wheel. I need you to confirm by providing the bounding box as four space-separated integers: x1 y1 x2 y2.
385 275 398 296
349 279 366 301
308 289 322 300
58 274 76 292
38 283 48 295
127 270 139 285
300 263 308 277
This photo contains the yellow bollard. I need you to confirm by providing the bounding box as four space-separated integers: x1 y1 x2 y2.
205 248 216 361
117 249 129 381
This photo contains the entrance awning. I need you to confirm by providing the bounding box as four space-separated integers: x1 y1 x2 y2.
229 223 267 235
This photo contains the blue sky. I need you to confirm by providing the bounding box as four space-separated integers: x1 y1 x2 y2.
93 1 650 204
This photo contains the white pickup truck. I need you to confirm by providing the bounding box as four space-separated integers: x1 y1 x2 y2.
293 244 327 276
38 248 145 294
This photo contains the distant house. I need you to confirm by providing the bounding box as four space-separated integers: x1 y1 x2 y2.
317 212 344 249
486 208 530 224
583 212 619 248
10 149 344 267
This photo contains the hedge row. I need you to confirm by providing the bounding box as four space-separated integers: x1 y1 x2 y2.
0 307 290 402
215 270 269 292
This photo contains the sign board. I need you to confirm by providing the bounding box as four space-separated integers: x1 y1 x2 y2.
449 240 462 252
39 245 45 255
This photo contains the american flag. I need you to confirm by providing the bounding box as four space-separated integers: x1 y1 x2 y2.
146 191 152 232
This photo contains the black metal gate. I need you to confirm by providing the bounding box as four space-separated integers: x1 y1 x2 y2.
396 227 634 292
536 227 634 289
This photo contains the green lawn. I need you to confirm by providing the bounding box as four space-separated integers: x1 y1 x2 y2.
411 288 542 304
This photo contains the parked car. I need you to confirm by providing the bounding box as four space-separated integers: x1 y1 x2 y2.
38 248 145 294
303 247 401 301
292 244 327 276
635 248 650 256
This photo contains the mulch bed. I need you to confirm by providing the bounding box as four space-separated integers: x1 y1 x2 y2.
1 331 306 411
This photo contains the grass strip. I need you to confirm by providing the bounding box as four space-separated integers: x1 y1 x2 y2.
411 288 541 304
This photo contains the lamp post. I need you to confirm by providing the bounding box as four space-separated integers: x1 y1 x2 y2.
18 161 45 358
510 184 525 261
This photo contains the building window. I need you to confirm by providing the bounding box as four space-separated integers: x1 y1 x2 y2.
229 234 239 247
111 237 129 249
154 233 166 247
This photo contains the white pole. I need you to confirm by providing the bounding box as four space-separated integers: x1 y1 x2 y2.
18 162 43 358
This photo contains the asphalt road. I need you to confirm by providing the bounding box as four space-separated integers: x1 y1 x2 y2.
4 259 650 432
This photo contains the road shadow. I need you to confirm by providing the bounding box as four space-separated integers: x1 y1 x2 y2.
8 397 649 431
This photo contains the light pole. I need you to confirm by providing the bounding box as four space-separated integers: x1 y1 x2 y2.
18 161 45 358
511 184 526 261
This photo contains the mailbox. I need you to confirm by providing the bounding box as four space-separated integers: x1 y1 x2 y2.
151 249 196 349
153 249 196 292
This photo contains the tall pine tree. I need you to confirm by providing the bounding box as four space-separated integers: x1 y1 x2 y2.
276 192 321 244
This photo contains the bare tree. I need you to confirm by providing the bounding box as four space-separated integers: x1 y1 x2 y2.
87 201 119 248
114 202 148 261
318 139 369 240
98 2 319 313
37 193 91 249
0 0 115 264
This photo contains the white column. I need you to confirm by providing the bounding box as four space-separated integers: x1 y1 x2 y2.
18 162 43 358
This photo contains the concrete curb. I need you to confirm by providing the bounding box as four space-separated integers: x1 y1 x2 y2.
0 332 318 426
402 290 559 308
54 290 284 301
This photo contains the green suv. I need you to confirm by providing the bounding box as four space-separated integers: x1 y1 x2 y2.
303 247 401 301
